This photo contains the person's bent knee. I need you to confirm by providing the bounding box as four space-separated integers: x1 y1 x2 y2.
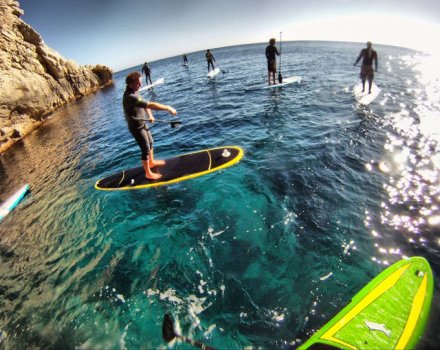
141 146 151 161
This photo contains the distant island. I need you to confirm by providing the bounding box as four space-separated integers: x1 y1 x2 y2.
0 0 114 153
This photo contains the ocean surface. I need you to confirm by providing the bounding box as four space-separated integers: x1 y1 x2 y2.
0 41 439 349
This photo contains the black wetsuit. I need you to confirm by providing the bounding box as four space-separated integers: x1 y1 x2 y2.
206 52 215 71
183 55 188 64
355 48 378 82
123 87 153 160
142 64 152 84
356 48 378 67
265 45 279 72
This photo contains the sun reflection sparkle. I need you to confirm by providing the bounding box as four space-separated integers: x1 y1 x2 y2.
366 51 440 263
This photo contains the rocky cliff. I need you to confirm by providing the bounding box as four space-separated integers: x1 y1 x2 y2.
0 0 113 153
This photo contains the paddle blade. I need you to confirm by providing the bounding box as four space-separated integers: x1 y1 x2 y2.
162 313 176 343
170 121 182 128
278 73 283 84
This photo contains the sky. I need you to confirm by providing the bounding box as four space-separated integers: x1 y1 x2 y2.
18 0 440 72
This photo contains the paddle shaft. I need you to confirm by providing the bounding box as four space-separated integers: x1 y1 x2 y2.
154 119 181 124
131 117 181 126
278 32 283 83
215 62 227 74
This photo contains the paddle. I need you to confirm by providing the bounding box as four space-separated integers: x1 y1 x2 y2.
216 62 227 74
278 31 283 84
131 117 182 128
162 313 217 350
155 119 182 128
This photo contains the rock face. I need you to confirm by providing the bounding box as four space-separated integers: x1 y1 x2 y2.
0 0 113 153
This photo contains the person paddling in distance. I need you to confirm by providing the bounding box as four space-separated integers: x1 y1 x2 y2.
265 38 280 86
205 49 216 72
141 62 152 85
123 72 177 180
354 41 378 94
183 54 188 65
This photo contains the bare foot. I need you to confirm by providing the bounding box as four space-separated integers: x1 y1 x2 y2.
149 159 166 168
146 172 162 180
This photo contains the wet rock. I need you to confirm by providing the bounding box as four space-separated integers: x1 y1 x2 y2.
0 0 114 153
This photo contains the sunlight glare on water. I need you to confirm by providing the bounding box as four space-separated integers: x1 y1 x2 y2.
367 51 440 269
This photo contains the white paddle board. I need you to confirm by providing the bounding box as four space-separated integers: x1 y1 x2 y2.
264 76 301 89
245 76 301 91
0 184 29 221
207 67 221 78
139 78 165 91
353 82 380 105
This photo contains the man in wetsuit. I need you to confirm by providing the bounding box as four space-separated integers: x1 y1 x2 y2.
206 50 216 72
354 41 378 94
141 62 152 85
123 72 177 180
265 38 280 86
183 54 188 65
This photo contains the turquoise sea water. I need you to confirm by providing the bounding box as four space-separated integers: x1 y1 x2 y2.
0 41 439 349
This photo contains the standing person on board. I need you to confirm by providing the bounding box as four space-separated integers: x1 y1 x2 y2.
123 72 177 180
354 41 378 94
141 62 152 85
183 54 188 65
206 50 216 72
265 38 280 86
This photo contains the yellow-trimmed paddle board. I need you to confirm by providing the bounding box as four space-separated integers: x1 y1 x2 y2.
95 146 243 191
299 257 434 350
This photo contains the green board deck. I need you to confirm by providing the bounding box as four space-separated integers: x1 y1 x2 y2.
300 257 434 350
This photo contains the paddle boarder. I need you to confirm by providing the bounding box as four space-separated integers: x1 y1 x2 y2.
206 50 216 72
265 38 280 86
183 54 188 65
123 72 177 180
353 41 378 94
141 62 152 85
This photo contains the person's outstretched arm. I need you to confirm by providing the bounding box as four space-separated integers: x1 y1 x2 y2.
146 102 177 116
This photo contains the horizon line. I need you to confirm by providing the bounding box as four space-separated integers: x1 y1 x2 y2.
115 39 423 73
